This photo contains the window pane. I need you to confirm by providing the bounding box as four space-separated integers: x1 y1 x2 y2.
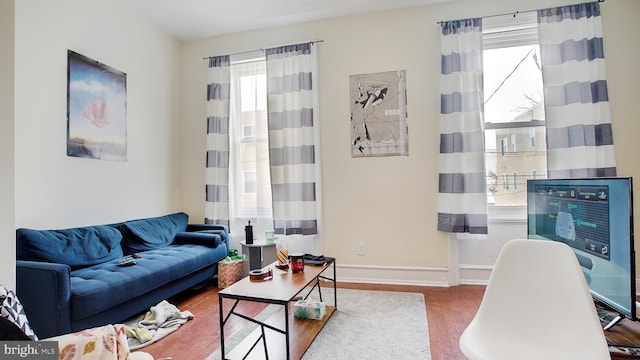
484 45 543 124
244 171 256 193
240 74 266 112
230 60 273 220
484 44 547 206
530 127 536 147
256 74 266 111
243 124 255 138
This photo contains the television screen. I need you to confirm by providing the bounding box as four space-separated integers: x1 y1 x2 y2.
527 177 635 322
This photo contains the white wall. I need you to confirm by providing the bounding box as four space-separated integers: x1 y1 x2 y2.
13 0 182 231
179 0 640 285
0 0 16 290
591 0 640 290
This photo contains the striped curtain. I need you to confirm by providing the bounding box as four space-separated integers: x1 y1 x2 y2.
537 2 616 178
204 56 231 227
265 43 319 235
438 18 488 234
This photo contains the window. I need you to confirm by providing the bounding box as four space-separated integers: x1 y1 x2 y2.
240 72 266 112
529 127 536 148
242 125 256 138
243 171 257 193
483 13 547 206
228 55 273 233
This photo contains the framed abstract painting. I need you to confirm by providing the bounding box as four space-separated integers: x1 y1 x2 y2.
67 50 127 161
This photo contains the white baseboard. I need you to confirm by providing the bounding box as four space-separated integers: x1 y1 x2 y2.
334 264 640 296
459 264 492 286
335 263 450 287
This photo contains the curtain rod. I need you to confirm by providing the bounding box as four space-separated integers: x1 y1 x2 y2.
436 0 604 24
202 39 324 60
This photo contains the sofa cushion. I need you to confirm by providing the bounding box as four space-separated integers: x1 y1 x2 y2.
173 231 222 247
16 226 124 267
119 212 188 253
69 243 226 321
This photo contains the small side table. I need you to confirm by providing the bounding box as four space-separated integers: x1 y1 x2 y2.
241 241 277 271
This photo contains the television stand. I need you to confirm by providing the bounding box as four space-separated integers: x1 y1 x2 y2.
595 299 634 331
603 313 625 331
597 305 640 359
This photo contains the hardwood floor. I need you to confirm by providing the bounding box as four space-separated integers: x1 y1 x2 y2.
141 282 485 360
141 281 635 360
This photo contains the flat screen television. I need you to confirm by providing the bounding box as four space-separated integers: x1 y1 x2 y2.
527 177 635 327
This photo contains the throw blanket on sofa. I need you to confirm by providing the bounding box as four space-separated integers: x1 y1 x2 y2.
0 284 39 340
46 324 153 360
125 300 194 350
48 324 129 360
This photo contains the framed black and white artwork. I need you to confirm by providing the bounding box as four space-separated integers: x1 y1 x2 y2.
350 70 408 157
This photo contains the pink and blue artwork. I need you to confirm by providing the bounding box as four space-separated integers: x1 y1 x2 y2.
67 50 127 161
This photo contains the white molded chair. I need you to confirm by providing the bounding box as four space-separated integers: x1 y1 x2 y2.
459 239 610 360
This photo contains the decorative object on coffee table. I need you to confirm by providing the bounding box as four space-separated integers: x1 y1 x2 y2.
290 253 304 273
275 238 289 271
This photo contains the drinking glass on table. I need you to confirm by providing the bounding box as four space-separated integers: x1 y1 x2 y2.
275 238 289 271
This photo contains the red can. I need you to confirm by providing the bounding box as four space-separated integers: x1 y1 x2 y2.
291 254 305 273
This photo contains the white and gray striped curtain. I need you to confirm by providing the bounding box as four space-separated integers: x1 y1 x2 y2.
265 43 319 235
204 56 231 227
438 18 488 234
537 2 616 178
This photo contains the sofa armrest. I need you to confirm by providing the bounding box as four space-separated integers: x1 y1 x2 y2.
173 231 222 247
16 260 72 338
186 224 229 244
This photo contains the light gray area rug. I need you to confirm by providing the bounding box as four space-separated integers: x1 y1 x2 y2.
208 288 431 359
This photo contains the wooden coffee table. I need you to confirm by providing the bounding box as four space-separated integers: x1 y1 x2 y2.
218 259 336 359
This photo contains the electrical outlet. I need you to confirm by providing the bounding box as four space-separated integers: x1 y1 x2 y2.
357 241 366 255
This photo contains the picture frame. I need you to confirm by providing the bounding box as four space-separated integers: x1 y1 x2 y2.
67 50 127 161
350 70 408 157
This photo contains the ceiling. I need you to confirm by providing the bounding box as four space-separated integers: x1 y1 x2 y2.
125 0 451 42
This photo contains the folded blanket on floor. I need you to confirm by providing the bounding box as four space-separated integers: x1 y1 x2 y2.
125 300 194 350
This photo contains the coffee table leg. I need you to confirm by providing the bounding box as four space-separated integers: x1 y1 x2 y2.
285 304 290 359
333 261 337 309
219 294 225 359
260 325 269 359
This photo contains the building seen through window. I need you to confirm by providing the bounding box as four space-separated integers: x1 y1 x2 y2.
483 20 547 206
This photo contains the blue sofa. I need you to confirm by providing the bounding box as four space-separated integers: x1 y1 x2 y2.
15 212 228 339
